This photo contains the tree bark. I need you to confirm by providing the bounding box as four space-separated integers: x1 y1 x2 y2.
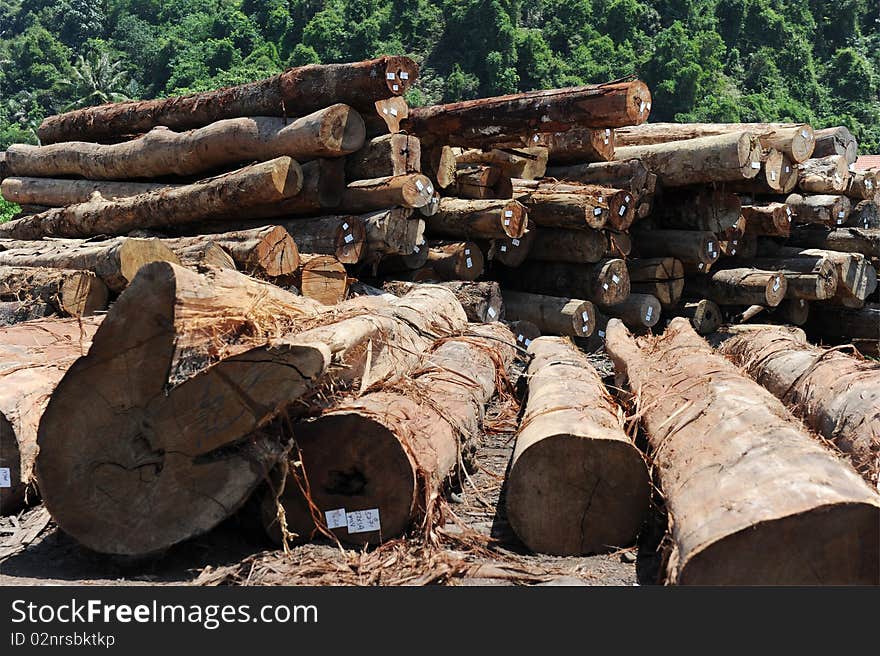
607 318 880 584
336 174 435 213
653 189 741 232
406 242 484 282
680 298 722 335
400 80 651 147
427 198 527 240
785 193 851 227
627 257 684 307
812 126 858 164
265 322 515 545
446 164 513 200
847 171 878 203
545 158 650 197
614 132 763 187
631 228 720 268
0 317 102 515
498 259 630 306
502 289 595 337
244 158 345 219
345 133 421 180
361 208 424 261
688 267 787 307
1 177 177 207
797 155 850 194
0 237 179 291
507 337 648 555
0 300 54 325
513 181 634 230
787 227 879 258
600 293 661 330
9 107 363 180
717 325 880 486
0 157 304 240
35 262 467 555
724 256 838 300
0 265 108 316
539 127 615 165
36 56 418 144
528 227 611 264
778 247 877 304
742 201 792 237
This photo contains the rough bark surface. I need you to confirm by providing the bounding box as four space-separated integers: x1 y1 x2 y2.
1 177 176 207
0 265 108 316
502 290 595 337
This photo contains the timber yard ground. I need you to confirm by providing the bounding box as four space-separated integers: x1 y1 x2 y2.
0 353 655 587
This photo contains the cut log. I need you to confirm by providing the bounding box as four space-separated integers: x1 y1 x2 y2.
600 293 661 330
409 242 484 282
8 107 364 180
779 247 877 304
455 147 548 180
812 126 858 164
368 96 410 136
631 228 719 268
787 227 879 259
653 189 741 232
0 317 102 515
510 320 541 347
401 81 651 147
0 237 179 291
797 155 850 194
724 153 799 195
849 200 880 229
171 241 237 272
374 245 430 274
427 198 526 240
606 317 880 584
615 122 815 163
515 191 605 230
246 158 345 219
265 322 516 545
688 268 787 307
502 290 595 337
680 298 722 335
0 266 108 316
627 258 684 307
722 256 838 301
785 193 851 227
0 157 304 240
718 325 880 486
742 201 792 237
37 56 418 144
541 128 615 165
383 280 504 323
807 303 878 341
847 171 878 203
545 158 649 197
35 263 467 555
498 259 630 306
294 254 348 305
161 226 299 278
362 208 424 260
614 132 763 186
528 227 611 264
337 174 434 213
507 337 648 554
513 181 635 231
489 221 536 267
1 177 176 207
257 215 366 264
759 148 785 192
448 164 513 200
345 133 421 180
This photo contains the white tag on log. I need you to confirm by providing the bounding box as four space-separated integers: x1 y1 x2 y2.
582 325 588 333
505 210 513 218
400 72 409 80
413 245 420 253
517 334 524 343
465 248 471 255
801 129 809 139
604 137 609 144
751 161 760 169
383 108 389 115
0 467 10 488
849 164 856 172
346 509 381 534
512 239 520 246
524 338 532 347
612 274 620 284
325 508 347 530
427 184 434 194
533 134 540 143
606 129 611 137
640 101 646 114
598 330 606 338
646 102 652 110
387 73 396 80
390 108 398 117
838 211 845 218
466 257 473 268
504 219 510 226
867 180 873 189
594 208 603 216
645 306 653 320
415 180 424 191
786 207 792 215
392 84 399 92
773 277 781 291
342 222 349 230
500 245 507 252
771 171 776 180
487 306 497 318
602 283 609 290
344 233 354 243
582 311 589 322
707 241 714 251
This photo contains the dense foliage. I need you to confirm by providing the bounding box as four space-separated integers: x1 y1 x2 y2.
0 0 878 154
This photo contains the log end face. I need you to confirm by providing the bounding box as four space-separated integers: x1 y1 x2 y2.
322 104 366 154
255 225 300 277
118 238 182 289
507 435 650 555
59 272 109 317
791 125 816 163
624 80 652 126
502 200 528 238
334 216 367 264
382 56 419 96
765 273 787 307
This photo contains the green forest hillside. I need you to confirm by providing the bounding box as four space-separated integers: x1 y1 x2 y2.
1 0 878 154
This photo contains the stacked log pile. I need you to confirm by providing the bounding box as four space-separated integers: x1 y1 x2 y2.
1 59 878 584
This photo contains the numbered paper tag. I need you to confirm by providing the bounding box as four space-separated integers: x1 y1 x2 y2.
611 274 620 284
770 171 776 180
390 108 398 117
466 257 473 268
487 307 497 318
504 210 513 218
0 467 10 488
801 129 809 139
707 241 714 251
344 233 354 243
392 84 399 92
382 108 389 115
325 508 347 530
386 73 396 80
512 239 520 246
838 211 846 218
500 245 508 252
639 101 646 114
751 162 760 169
581 311 589 322
400 72 409 80
602 283 609 290
517 334 524 343
346 509 381 534
619 206 627 216
427 184 434 194
415 180 424 191
594 208 603 216
464 248 471 255
773 277 781 291
598 330 606 338
645 306 653 320
524 338 532 347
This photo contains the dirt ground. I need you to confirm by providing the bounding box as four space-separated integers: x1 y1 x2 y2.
0 352 665 587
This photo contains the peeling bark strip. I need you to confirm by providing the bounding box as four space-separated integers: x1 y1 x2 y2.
8 106 364 181
268 322 516 546
507 337 648 555
0 157 304 240
401 80 651 147
606 318 880 584
717 325 880 487
0 317 102 515
161 226 299 278
0 237 179 291
1 177 177 207
0 265 108 317
37 56 418 144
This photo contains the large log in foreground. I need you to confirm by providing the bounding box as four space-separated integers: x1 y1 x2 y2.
606 317 880 584
401 81 651 147
7 106 364 180
614 132 762 186
35 263 468 555
0 237 180 291
0 157 304 240
717 325 880 487
1 177 176 207
506 337 649 554
36 56 418 144
266 322 516 545
1 317 102 515
0 266 108 317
